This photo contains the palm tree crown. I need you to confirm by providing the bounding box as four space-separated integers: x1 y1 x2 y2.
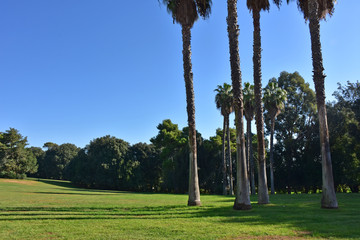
162 0 212 27
296 0 334 20
243 82 255 121
215 83 234 117
263 82 287 120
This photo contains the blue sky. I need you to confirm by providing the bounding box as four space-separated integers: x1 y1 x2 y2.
1 0 359 148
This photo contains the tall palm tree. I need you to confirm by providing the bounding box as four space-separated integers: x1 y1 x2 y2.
215 83 234 195
227 0 251 210
293 0 338 208
247 0 282 204
263 81 287 195
243 82 256 195
161 0 212 206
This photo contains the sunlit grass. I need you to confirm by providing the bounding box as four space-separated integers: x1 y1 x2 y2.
0 178 359 239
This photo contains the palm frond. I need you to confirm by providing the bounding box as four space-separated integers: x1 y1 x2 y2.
195 0 212 19
294 0 335 20
246 0 270 12
160 0 212 26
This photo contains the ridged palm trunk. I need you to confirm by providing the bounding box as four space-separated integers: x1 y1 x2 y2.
222 116 228 195
226 115 234 195
269 117 275 194
247 118 256 195
308 0 337 209
227 0 251 210
252 9 269 204
182 25 201 206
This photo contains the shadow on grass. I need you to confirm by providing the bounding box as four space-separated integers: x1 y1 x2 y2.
1 197 360 239
11 180 360 239
37 179 78 189
33 191 109 196
36 179 156 195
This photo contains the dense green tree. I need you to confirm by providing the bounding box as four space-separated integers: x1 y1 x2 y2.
214 83 234 195
269 71 318 193
151 120 205 194
243 82 256 195
0 128 37 179
161 0 212 206
151 119 186 192
27 147 44 177
263 81 287 194
68 136 133 190
293 0 338 208
198 128 237 194
87 136 131 189
65 149 89 186
227 0 251 210
128 143 162 192
328 81 360 193
333 81 360 120
39 143 79 180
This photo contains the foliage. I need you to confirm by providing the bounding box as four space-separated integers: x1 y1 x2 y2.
2 78 359 193
243 82 255 121
67 136 133 190
327 81 360 192
263 81 287 121
296 0 335 20
161 0 212 27
37 143 80 180
0 128 37 179
268 71 319 193
127 143 162 192
214 83 233 117
151 119 188 192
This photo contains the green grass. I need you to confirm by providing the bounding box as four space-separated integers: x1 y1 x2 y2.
1 178 359 239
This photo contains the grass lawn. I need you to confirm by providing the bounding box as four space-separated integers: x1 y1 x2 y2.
0 178 359 239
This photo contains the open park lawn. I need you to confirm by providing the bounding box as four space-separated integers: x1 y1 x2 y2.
0 178 359 239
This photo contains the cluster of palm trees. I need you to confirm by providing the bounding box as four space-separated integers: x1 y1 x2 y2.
215 81 287 196
214 83 234 196
160 0 338 209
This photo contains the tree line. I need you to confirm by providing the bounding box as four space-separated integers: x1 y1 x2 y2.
1 75 358 195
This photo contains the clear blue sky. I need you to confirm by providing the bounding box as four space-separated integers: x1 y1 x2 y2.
1 0 359 148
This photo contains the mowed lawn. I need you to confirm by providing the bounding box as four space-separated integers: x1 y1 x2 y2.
0 179 359 240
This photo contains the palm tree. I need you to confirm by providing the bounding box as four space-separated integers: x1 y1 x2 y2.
293 0 338 208
263 81 287 195
247 0 282 205
215 83 234 195
161 0 212 206
243 82 256 195
227 0 251 210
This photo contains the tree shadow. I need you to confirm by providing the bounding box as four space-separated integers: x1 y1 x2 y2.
1 199 359 238
7 180 360 239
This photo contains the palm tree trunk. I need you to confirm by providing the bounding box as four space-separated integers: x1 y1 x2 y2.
308 0 338 209
252 9 269 204
222 115 228 195
227 0 251 210
247 119 256 195
226 115 234 195
182 25 201 206
270 118 275 195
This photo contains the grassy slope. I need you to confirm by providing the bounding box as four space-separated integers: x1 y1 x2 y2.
0 178 359 240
